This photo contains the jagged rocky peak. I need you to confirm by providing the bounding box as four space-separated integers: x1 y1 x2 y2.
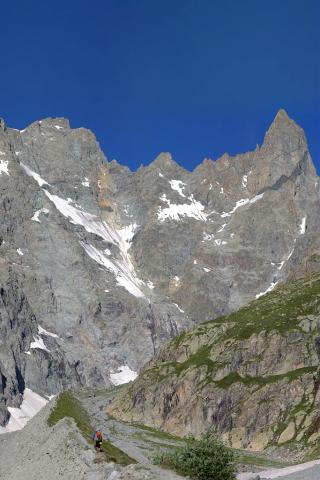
146 152 186 175
263 108 306 147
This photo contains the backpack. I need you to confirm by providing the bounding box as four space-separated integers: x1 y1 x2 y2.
96 431 102 441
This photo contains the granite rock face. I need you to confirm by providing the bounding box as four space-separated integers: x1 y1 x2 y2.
0 110 319 427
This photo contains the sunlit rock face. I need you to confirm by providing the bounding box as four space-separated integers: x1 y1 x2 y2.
0 110 319 428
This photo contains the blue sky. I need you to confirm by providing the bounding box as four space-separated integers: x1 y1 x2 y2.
0 0 319 171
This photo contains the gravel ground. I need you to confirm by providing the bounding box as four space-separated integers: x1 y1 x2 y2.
0 400 108 480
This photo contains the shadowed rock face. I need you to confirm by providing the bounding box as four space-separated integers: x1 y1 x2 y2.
0 110 319 427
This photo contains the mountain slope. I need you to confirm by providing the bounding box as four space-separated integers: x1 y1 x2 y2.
0 109 320 429
108 273 320 452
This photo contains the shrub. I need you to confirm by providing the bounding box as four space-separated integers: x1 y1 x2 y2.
154 431 236 479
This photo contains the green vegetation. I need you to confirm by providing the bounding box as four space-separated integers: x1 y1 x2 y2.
214 366 317 389
235 450 291 468
154 431 236 480
48 391 135 465
222 273 320 340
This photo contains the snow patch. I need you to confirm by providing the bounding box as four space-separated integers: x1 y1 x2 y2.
147 280 155 290
203 267 211 272
17 248 24 256
158 172 164 178
20 162 50 187
217 223 227 233
81 177 90 187
169 179 186 198
0 388 48 434
80 242 145 298
54 125 63 130
31 207 49 222
241 175 248 188
214 239 227 246
173 303 184 313
220 193 264 218
30 335 50 352
300 216 306 234
158 193 208 222
110 366 138 385
38 325 59 339
256 281 279 299
0 160 9 176
203 233 215 242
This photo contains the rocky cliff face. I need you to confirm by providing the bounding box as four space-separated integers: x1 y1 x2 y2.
0 109 319 429
108 273 320 452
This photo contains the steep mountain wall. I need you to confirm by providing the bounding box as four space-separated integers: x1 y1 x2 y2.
0 110 319 428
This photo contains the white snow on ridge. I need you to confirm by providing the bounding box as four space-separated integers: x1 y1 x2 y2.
31 207 49 222
20 162 50 187
256 281 279 299
0 160 9 176
300 216 307 234
169 179 186 198
30 335 50 352
38 325 59 339
110 366 138 385
0 388 48 434
54 125 63 130
158 193 208 222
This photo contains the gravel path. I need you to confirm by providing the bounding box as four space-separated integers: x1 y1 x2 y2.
78 388 185 479
238 459 320 480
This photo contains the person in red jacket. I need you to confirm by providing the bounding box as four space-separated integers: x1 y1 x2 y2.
92 430 103 451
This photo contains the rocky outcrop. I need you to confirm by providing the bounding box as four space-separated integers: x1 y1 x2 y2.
108 273 320 451
0 109 319 428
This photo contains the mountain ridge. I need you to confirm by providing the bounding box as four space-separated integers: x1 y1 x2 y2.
0 109 319 433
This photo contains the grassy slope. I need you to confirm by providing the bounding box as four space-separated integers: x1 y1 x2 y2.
48 391 136 465
109 273 320 456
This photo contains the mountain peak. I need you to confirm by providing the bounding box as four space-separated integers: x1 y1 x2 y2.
263 108 306 150
147 152 185 173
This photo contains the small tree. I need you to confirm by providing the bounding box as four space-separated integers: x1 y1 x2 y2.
154 431 236 480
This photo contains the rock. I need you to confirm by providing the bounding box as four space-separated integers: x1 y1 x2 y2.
278 422 296 444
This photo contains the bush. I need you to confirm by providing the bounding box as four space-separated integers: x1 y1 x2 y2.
154 431 235 480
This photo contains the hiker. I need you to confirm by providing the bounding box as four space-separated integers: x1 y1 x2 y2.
92 429 103 451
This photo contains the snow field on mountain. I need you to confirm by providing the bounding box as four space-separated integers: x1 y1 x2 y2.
0 389 48 433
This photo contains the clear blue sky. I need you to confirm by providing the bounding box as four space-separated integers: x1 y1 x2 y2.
0 0 319 172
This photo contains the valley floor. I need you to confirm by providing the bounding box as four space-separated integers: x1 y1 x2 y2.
2 387 320 480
